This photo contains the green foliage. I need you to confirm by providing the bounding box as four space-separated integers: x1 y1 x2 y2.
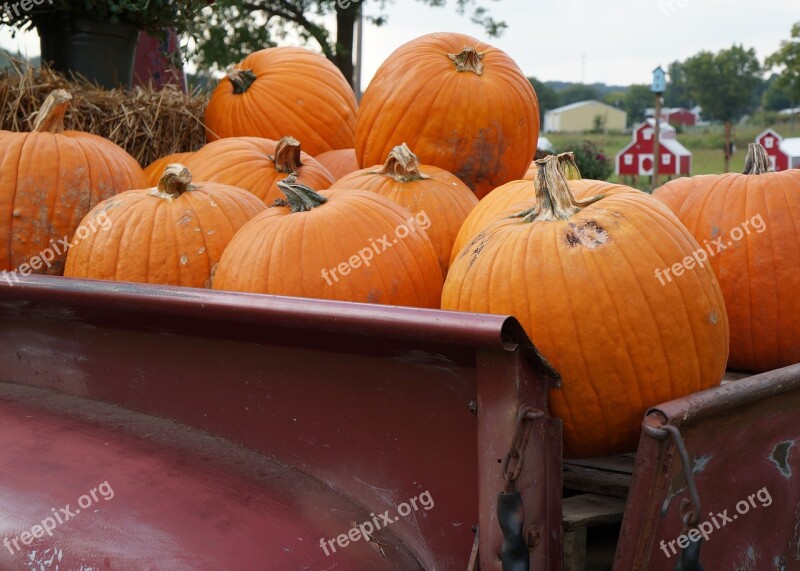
683 45 763 123
528 77 559 123
663 60 692 108
603 91 626 108
623 84 652 125
558 84 600 106
557 140 613 181
2 0 207 36
762 74 794 111
766 22 800 107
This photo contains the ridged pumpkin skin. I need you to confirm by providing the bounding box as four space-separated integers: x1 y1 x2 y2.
204 47 358 156
214 177 443 308
183 136 334 204
450 156 636 263
331 144 477 274
144 152 194 185
315 148 359 180
355 32 539 199
0 90 147 276
443 156 729 457
654 144 800 372
64 164 266 288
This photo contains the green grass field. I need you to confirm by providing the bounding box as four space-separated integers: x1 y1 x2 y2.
545 121 800 191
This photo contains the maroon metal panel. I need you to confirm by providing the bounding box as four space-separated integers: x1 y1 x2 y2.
615 364 800 570
0 382 420 570
0 275 560 569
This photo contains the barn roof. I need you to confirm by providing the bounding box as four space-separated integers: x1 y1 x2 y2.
780 138 800 157
545 99 624 115
661 138 691 157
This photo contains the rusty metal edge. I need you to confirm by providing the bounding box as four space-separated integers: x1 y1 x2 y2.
646 363 800 426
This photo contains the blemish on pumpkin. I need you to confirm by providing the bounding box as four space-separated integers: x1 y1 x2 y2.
194 227 201 232
198 247 206 254
770 440 794 479
180 255 188 266
710 310 719 325
207 230 215 235
564 220 608 249
177 214 193 226
12 209 20 218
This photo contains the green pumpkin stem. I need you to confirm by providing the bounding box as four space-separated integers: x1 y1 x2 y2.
515 154 603 222
742 143 774 175
557 152 583 180
448 47 484 75
277 174 327 212
379 143 431 182
153 163 194 198
227 68 257 94
270 136 303 174
33 89 72 133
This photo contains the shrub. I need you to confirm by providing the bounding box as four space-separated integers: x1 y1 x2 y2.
557 140 613 181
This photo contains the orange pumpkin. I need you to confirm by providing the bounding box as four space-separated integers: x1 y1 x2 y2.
450 154 635 262
64 164 265 288
204 47 358 156
331 143 477 274
523 162 537 181
183 136 334 204
315 148 359 180
0 90 147 276
214 175 443 308
144 152 194 185
443 155 729 457
653 143 800 372
355 32 539 199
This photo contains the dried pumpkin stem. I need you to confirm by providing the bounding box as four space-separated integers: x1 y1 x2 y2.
153 163 194 198
742 143 774 175
227 68 257 94
379 143 431 182
277 174 327 212
33 89 72 133
557 152 583 180
270 136 303 174
515 155 603 222
448 47 484 75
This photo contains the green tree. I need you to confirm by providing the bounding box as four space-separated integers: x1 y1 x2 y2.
603 90 626 109
528 77 560 123
191 0 506 89
558 84 599 106
663 60 692 109
623 84 652 126
683 45 762 172
766 22 800 125
762 74 794 111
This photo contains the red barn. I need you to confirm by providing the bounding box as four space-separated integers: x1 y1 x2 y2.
663 107 697 127
756 129 800 171
615 120 691 177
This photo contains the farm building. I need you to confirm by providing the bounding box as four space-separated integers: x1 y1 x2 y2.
543 100 627 133
615 119 691 177
645 107 698 127
756 129 800 170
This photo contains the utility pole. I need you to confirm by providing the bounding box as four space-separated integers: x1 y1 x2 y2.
353 3 364 101
651 66 666 189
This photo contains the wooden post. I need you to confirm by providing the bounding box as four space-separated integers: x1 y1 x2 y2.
724 121 732 173
652 94 661 189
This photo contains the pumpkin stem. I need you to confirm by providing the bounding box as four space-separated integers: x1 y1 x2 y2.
153 163 194 199
32 89 72 133
277 174 327 212
270 136 304 174
515 155 603 222
379 143 431 182
557 152 583 180
227 68 257 94
448 47 484 75
742 143 774 175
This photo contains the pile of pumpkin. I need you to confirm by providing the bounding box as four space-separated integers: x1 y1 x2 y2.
1 33 798 458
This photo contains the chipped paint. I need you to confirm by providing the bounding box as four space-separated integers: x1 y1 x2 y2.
770 440 795 479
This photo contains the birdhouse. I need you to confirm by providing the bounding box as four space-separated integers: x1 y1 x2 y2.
651 66 666 94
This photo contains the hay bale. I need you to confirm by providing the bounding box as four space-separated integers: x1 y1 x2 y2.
0 59 209 167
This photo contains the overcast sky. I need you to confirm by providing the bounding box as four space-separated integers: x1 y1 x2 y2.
0 0 797 87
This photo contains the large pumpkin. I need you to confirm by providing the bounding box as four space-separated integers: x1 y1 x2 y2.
144 152 194 185
213 175 443 308
64 164 265 288
204 47 358 156
653 143 800 372
443 155 729 457
450 154 634 262
315 148 359 181
0 90 147 277
183 136 334 204
355 32 539 199
331 143 477 274
523 162 537 181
